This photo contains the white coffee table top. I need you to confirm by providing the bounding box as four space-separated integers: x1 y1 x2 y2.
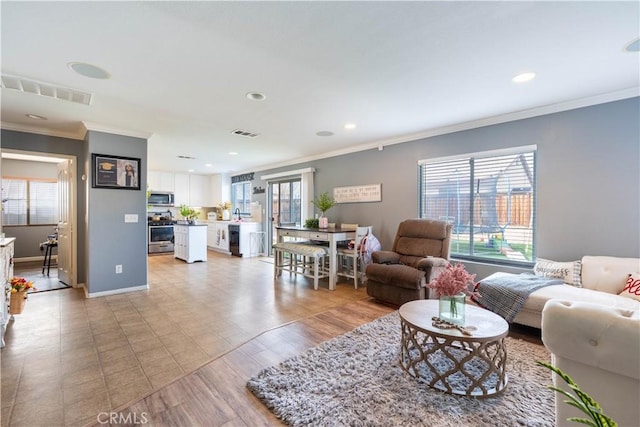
399 299 508 342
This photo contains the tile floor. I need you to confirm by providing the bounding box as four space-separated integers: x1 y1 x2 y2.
1 251 370 426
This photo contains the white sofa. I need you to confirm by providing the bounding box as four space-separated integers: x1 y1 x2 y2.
542 300 640 427
512 256 640 328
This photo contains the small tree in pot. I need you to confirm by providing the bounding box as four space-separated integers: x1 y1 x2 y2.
311 192 336 228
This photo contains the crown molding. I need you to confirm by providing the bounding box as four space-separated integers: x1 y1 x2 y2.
245 87 640 175
0 120 155 141
0 121 86 140
82 121 153 140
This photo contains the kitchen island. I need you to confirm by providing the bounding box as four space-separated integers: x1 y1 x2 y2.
174 223 208 263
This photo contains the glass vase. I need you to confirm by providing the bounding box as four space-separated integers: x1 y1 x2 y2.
438 293 466 325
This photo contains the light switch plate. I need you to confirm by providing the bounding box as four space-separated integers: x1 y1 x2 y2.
124 214 138 223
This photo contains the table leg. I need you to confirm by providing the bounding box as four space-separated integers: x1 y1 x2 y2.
328 238 337 290
42 244 49 275
47 245 52 276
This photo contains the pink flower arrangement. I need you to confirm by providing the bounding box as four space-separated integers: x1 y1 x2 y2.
427 262 477 298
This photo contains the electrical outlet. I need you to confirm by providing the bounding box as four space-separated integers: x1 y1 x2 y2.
115 265 122 274
124 214 138 223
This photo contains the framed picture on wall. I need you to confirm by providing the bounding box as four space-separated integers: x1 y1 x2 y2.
91 153 141 190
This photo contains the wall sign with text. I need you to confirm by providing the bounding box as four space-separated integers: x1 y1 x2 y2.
333 184 382 203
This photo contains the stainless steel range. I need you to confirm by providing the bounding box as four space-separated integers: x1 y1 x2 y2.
148 211 175 254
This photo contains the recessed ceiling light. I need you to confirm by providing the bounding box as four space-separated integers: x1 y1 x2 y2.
205 163 212 167
187 169 195 173
316 131 334 137
246 92 266 101
512 72 536 83
624 38 640 52
26 114 47 120
68 62 110 79
228 152 238 156
344 123 357 130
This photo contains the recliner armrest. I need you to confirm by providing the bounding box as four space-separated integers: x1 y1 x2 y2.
416 257 448 270
371 251 401 264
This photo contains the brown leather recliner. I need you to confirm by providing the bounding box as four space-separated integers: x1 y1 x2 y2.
365 219 452 306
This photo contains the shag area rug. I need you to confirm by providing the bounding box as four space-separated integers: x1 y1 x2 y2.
247 312 554 427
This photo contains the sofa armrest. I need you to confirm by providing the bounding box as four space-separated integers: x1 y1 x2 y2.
542 299 640 380
372 251 401 264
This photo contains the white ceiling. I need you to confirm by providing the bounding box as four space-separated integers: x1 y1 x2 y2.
1 1 638 175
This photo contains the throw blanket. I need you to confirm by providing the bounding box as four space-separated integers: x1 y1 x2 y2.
472 272 564 322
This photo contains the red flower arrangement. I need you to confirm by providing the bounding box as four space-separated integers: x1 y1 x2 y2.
427 262 477 298
10 277 35 293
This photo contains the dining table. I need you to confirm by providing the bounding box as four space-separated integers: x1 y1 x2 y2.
274 224 356 290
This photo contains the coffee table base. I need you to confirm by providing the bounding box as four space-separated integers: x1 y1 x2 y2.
400 318 508 397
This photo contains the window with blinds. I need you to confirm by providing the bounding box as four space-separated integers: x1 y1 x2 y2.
231 181 252 214
2 178 58 225
419 147 536 265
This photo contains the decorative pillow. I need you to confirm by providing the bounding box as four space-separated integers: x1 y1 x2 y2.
619 273 640 301
534 258 582 287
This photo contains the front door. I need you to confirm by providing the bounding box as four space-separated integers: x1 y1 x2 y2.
57 160 75 286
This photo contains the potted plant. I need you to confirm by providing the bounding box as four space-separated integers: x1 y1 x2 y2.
304 218 319 229
311 192 336 229
178 204 191 223
427 262 477 325
9 277 35 315
218 201 232 220
537 361 617 427
178 205 199 224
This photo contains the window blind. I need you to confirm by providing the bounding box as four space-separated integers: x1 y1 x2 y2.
2 178 58 226
419 149 536 265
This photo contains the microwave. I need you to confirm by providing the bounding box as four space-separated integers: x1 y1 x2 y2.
148 191 175 206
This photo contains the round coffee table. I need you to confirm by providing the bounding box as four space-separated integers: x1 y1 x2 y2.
399 299 509 397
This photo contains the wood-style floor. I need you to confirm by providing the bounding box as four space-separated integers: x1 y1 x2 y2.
102 299 395 427
2 251 541 427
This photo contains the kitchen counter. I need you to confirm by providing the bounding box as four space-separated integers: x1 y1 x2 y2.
206 221 263 257
203 220 259 225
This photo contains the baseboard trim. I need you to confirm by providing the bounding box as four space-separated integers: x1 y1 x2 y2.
14 255 58 263
84 284 149 298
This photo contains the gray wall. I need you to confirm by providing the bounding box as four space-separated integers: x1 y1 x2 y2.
1 130 88 280
85 130 148 294
1 129 149 294
251 97 640 279
2 97 637 287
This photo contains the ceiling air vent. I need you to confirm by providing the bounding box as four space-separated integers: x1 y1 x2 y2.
1 74 93 105
231 129 259 138
177 155 196 160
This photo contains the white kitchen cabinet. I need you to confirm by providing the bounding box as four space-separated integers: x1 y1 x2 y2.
174 225 207 263
207 221 229 253
238 222 262 257
210 173 231 207
148 171 174 192
173 173 190 206
207 221 261 257
189 174 212 207
174 173 214 207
